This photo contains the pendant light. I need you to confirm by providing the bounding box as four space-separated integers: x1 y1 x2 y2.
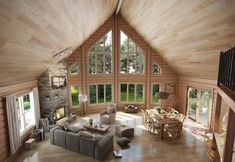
155 63 170 100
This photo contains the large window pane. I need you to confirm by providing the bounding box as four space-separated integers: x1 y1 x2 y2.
89 85 96 104
120 31 144 74
121 84 127 101
128 84 135 102
105 54 112 74
104 31 112 52
97 53 104 74
71 85 79 107
23 94 30 111
88 30 112 74
120 54 127 74
129 54 136 74
136 84 143 102
152 84 160 103
89 52 96 74
98 85 104 103
106 84 112 103
120 31 128 53
136 53 144 74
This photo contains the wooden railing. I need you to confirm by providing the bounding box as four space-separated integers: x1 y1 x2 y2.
218 47 235 91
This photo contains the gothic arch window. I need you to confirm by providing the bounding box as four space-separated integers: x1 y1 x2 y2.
152 63 161 75
88 30 112 74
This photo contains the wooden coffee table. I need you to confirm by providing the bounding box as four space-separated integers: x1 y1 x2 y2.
83 123 110 133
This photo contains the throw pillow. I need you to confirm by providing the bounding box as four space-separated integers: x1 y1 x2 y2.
78 131 93 138
63 121 70 131
57 123 65 130
69 126 86 133
107 106 114 114
117 137 130 147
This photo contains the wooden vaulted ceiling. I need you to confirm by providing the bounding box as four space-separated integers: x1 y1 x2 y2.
0 0 118 87
120 0 235 80
0 0 235 87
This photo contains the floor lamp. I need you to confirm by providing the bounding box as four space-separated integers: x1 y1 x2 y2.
79 94 88 116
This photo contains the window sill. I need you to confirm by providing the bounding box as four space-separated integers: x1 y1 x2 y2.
20 124 36 138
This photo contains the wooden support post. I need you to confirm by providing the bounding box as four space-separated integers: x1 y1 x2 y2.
114 15 118 106
223 108 235 162
81 45 87 115
214 93 221 132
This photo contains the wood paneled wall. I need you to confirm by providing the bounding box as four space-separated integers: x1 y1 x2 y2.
0 80 37 162
67 15 178 114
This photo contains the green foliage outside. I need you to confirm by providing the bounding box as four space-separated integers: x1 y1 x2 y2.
89 85 96 104
152 84 160 103
136 84 143 102
71 86 79 107
98 85 104 103
23 95 30 110
106 84 112 102
120 84 143 102
70 63 78 74
88 31 112 74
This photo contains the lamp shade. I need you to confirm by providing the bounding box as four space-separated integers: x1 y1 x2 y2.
79 94 88 102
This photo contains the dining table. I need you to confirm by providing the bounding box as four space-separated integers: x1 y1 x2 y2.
147 108 181 140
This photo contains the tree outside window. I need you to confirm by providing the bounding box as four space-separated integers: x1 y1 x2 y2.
120 31 144 74
88 31 112 74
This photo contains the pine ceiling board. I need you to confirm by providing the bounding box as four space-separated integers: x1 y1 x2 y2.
0 0 117 87
121 0 235 80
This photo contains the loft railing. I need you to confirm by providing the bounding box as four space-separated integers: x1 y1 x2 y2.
218 47 235 91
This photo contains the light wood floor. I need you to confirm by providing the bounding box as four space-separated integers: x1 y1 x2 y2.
14 112 205 162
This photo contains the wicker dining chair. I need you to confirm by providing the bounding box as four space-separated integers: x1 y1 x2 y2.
165 122 183 142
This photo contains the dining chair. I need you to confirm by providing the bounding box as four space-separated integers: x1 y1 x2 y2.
141 109 147 127
164 122 183 142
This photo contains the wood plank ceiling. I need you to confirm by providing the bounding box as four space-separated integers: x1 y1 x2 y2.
1 0 235 87
120 0 235 80
0 0 118 87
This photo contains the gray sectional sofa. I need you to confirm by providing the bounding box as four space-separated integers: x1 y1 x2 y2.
50 126 113 161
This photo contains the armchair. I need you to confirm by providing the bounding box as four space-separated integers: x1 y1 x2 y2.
100 103 117 124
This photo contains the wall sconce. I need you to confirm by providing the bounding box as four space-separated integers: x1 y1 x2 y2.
79 94 88 103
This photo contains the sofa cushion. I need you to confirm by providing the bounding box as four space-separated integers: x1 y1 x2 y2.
117 137 130 147
78 131 93 138
70 126 86 133
63 121 70 131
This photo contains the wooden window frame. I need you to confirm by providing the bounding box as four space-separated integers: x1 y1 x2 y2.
70 84 80 109
120 30 145 75
88 83 113 106
87 30 113 75
119 82 144 103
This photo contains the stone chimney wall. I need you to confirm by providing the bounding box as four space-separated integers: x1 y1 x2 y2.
38 60 68 122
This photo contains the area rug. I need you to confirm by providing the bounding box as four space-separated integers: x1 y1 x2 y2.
190 126 209 137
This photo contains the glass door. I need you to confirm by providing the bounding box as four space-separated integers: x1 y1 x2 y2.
198 90 212 127
187 86 212 127
187 87 197 121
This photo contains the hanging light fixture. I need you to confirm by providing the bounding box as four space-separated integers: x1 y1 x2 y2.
155 63 170 100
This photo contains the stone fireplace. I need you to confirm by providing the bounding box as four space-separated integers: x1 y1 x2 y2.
38 60 68 123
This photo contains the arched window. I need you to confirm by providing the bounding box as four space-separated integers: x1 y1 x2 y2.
120 31 144 74
70 62 79 75
152 63 161 75
88 31 112 74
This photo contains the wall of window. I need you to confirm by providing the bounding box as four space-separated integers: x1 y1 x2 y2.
70 85 80 107
89 83 112 104
88 31 112 74
120 83 144 103
152 84 160 104
16 92 35 135
120 31 144 74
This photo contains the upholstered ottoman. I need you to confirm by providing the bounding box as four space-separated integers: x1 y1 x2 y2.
115 125 134 137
